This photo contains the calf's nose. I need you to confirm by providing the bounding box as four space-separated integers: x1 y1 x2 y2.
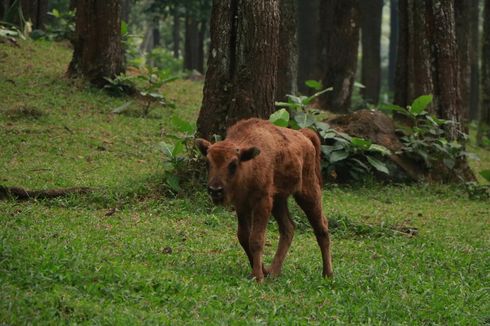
207 185 224 198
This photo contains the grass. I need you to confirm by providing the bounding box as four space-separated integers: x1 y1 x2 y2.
1 40 490 324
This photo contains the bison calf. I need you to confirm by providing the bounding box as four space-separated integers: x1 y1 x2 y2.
196 118 333 282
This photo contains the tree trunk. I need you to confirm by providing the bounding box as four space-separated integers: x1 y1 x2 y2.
469 0 481 121
69 0 76 10
395 0 463 140
67 0 124 87
296 0 319 93
172 6 180 59
0 0 5 20
20 0 48 30
455 1 471 126
276 0 297 102
197 19 206 73
360 0 383 104
197 0 280 139
478 0 490 144
318 0 360 113
153 16 161 48
184 15 200 71
388 0 399 94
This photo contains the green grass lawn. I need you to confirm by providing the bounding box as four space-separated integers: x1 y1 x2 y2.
1 40 489 324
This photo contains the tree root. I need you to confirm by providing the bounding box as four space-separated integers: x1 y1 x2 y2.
0 185 92 201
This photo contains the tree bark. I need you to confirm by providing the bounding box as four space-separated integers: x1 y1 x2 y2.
360 0 383 104
388 0 399 94
172 5 180 59
296 0 319 93
478 0 490 144
0 0 5 20
276 0 297 102
67 0 124 87
469 0 481 121
395 0 464 140
20 0 48 30
153 16 161 48
184 15 200 71
318 0 360 114
455 1 471 125
197 0 280 139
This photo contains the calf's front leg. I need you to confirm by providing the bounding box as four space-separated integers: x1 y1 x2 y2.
249 197 272 283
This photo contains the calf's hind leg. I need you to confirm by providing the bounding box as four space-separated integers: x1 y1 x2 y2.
294 191 333 278
269 196 295 276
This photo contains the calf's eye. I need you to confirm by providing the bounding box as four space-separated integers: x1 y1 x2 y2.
228 161 237 175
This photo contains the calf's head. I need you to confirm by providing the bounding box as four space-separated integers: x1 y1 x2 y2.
196 139 260 205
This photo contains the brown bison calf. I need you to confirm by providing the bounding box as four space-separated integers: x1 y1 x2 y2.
196 118 333 282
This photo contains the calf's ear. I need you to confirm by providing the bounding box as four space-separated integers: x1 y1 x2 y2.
239 147 260 162
195 138 211 156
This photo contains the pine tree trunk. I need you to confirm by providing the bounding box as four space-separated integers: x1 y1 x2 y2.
20 0 48 30
296 0 319 93
478 0 490 144
197 0 280 139
469 0 481 121
388 0 399 94
455 1 471 125
395 0 464 140
184 15 199 71
276 0 297 102
360 0 383 104
197 20 206 73
67 0 124 87
172 7 180 59
153 17 161 48
318 0 360 113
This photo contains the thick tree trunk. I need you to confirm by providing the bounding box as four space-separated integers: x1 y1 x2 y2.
395 0 464 140
184 15 200 71
296 0 319 93
455 1 471 125
276 0 297 102
388 0 399 94
197 0 280 139
360 0 383 104
172 6 180 59
469 0 481 121
318 0 360 113
478 0 490 144
152 17 161 48
20 0 48 30
67 0 124 87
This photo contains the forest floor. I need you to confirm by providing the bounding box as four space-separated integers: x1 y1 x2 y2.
1 40 489 324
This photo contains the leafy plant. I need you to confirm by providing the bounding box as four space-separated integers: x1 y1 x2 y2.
465 170 490 200
159 116 203 194
30 9 75 41
107 67 177 117
380 95 470 171
271 81 392 181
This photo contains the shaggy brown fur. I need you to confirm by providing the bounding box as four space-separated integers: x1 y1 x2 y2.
196 118 333 282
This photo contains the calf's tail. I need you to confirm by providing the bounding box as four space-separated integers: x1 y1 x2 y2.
300 128 323 186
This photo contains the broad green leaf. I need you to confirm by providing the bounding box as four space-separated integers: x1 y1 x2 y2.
160 142 174 158
269 109 290 127
111 101 132 114
172 115 196 133
314 121 330 132
480 170 490 182
443 158 455 169
121 20 128 35
166 174 181 192
329 150 349 163
410 95 433 116
366 156 389 174
369 144 392 156
172 141 185 157
379 103 406 113
305 80 322 91
294 112 315 128
275 101 297 108
305 87 333 105
351 137 372 149
354 82 366 88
